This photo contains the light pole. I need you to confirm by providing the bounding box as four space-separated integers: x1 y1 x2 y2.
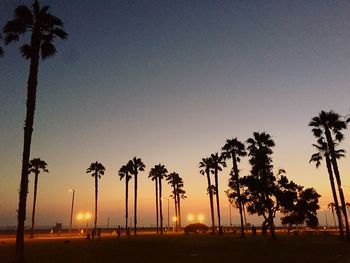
69 189 75 235
162 198 170 230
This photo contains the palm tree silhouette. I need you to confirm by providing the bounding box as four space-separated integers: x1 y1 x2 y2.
129 157 145 235
246 132 277 238
328 202 338 228
151 164 168 234
118 161 133 233
28 158 48 238
309 110 350 240
175 183 186 227
86 162 105 234
222 138 247 237
210 152 226 234
310 137 344 238
3 1 67 259
0 34 3 56
149 167 159 233
166 172 180 228
199 157 215 234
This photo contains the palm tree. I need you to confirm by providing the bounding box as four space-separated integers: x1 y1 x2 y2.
310 137 344 238
3 1 67 259
176 182 186 227
28 158 48 238
129 157 145 235
86 162 105 234
309 110 350 240
152 164 168 234
118 161 133 233
0 34 3 56
166 172 180 228
222 138 247 238
210 152 226 234
199 157 215 234
149 167 159 233
328 202 338 228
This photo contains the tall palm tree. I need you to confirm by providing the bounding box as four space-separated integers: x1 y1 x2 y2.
310 137 344 238
3 1 67 259
166 172 180 228
152 164 168 234
86 162 105 234
245 132 277 238
0 34 3 56
129 157 145 235
149 168 159 233
210 152 226 234
328 202 338 228
176 182 186 227
118 161 133 233
222 138 247 238
199 157 215 234
28 158 48 238
309 110 350 240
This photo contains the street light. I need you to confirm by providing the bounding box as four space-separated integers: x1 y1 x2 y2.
187 214 194 223
198 214 205 224
162 197 170 230
69 189 75 235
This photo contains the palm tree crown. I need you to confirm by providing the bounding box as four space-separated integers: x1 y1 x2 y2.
3 0 68 59
28 158 49 174
86 162 105 178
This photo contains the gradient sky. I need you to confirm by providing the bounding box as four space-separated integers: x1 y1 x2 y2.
1 0 350 228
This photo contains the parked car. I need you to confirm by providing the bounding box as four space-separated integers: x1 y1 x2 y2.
184 223 208 234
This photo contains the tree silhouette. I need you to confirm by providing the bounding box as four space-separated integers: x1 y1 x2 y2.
28 158 48 238
210 152 226 234
3 1 67 259
151 164 168 234
166 172 180 228
309 110 349 240
280 185 320 231
148 168 159 233
86 162 105 234
222 138 247 237
310 137 344 238
118 161 133 233
175 177 186 227
128 157 145 235
241 132 278 238
199 157 215 234
0 34 3 56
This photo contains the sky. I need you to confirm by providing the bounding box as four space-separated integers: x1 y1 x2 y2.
1 0 350 228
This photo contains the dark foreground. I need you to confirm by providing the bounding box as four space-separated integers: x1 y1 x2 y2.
0 234 349 263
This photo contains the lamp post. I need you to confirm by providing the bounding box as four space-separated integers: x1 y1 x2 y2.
163 198 170 230
69 189 75 235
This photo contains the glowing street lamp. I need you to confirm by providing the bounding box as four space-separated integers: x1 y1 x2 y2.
187 214 194 223
85 212 92 228
198 214 205 223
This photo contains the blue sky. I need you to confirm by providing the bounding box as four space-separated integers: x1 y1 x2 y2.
1 0 350 227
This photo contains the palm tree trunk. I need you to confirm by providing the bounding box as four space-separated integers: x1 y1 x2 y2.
30 172 39 238
155 180 159 233
325 129 350 240
232 156 245 238
134 173 138 235
206 172 215 234
173 185 178 229
159 178 163 234
94 173 98 233
125 178 129 232
16 31 40 262
214 169 222 234
325 153 344 238
177 191 181 228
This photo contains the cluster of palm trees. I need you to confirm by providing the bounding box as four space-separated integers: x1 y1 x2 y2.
309 110 350 240
85 159 186 237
